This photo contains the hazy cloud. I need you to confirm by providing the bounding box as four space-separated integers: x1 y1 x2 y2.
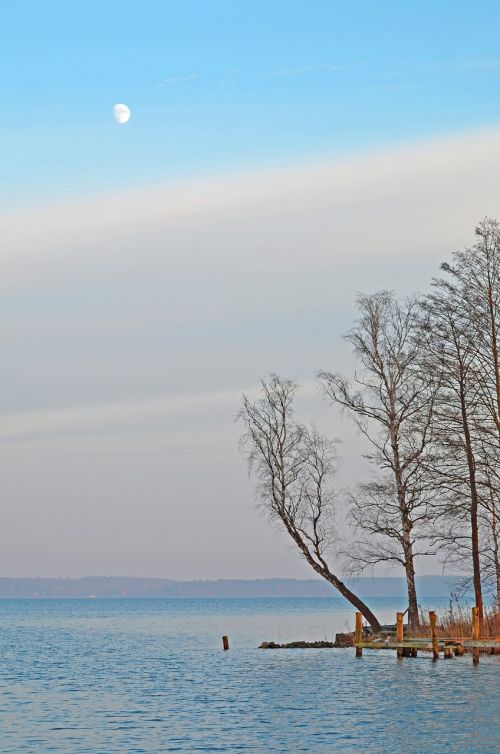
1 126 500 578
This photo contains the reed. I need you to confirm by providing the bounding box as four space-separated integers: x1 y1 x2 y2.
415 604 500 639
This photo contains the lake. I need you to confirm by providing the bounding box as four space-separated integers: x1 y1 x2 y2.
0 597 498 753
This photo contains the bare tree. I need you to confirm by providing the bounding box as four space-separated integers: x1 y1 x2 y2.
238 374 381 632
319 292 436 630
421 276 485 621
443 218 500 612
422 219 500 619
451 220 500 441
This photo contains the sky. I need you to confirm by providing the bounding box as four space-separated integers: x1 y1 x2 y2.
1 2 500 579
3 0 500 204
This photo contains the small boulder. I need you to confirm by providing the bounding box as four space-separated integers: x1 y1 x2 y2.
333 632 355 648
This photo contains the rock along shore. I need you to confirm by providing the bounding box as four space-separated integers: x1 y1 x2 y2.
259 632 354 649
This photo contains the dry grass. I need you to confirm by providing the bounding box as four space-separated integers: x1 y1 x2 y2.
415 604 500 639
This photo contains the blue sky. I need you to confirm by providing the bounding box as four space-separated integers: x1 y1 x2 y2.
2 0 500 204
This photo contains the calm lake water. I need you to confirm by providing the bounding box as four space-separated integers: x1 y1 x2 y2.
0 597 498 753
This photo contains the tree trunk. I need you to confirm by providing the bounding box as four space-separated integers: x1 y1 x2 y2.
491 505 500 609
470 497 484 624
459 376 484 625
389 400 420 630
321 570 382 634
403 534 419 630
284 520 382 632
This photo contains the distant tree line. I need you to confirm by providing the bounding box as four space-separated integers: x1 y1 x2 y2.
239 218 500 632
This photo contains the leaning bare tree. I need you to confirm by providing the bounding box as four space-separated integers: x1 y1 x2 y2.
238 374 381 631
319 292 436 630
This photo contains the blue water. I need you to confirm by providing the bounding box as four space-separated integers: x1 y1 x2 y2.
0 597 498 753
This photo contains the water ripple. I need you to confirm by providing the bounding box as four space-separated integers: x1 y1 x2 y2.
0 598 498 753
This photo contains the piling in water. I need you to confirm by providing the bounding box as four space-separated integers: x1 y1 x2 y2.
396 612 404 658
355 612 363 657
429 611 439 660
472 608 480 665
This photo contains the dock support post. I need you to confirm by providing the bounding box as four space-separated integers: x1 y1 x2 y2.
444 647 453 659
396 612 404 658
222 635 229 651
429 611 439 660
355 612 363 657
472 607 479 665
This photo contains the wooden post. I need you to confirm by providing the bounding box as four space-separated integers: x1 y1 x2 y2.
444 646 453 659
472 607 479 665
222 635 229 651
396 612 404 658
355 612 363 657
429 611 439 660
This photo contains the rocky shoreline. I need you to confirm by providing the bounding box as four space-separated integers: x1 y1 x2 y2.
259 632 354 649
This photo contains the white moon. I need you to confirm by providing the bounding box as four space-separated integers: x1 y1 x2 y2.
113 103 131 124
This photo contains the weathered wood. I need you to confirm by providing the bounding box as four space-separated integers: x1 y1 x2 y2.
222 635 230 651
356 639 498 650
472 607 480 664
396 612 404 641
355 612 363 656
284 606 500 662
464 639 500 647
396 612 404 658
429 611 439 660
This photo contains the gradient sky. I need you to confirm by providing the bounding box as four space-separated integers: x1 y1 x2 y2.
3 0 500 203
1 2 500 579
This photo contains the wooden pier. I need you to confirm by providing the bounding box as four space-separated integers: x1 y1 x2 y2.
354 607 500 662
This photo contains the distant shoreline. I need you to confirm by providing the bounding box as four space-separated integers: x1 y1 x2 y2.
0 575 469 599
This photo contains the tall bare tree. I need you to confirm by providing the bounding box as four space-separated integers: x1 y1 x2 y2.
421 277 485 620
453 220 500 441
319 292 436 630
427 219 500 616
238 374 381 632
